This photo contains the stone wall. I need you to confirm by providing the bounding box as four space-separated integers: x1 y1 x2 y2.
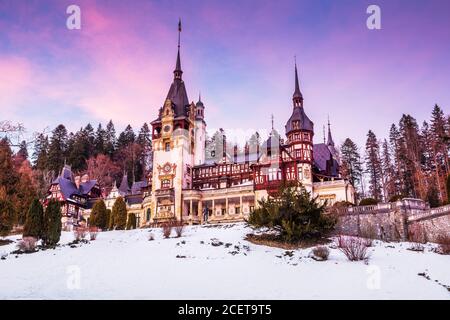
332 199 450 242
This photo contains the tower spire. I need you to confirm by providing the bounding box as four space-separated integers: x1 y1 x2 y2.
327 115 335 146
293 56 303 108
174 18 183 80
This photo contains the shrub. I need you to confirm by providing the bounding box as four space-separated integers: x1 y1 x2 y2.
90 200 108 230
173 220 184 237
23 199 44 239
126 213 137 230
89 226 99 241
436 233 450 255
336 235 369 261
148 233 155 241
17 237 37 253
73 226 88 241
359 198 378 206
42 199 62 247
112 197 127 230
162 223 172 238
359 223 377 246
107 209 113 230
248 182 335 243
311 245 329 261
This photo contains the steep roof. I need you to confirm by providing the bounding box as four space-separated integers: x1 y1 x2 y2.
285 106 314 133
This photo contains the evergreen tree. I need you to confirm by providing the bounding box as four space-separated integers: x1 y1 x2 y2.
399 114 422 198
340 138 363 194
17 140 28 161
430 104 449 200
126 213 137 230
23 199 44 239
90 199 108 230
15 161 37 225
0 139 20 198
137 123 152 175
84 123 95 157
32 133 49 170
106 209 113 230
365 130 383 201
42 199 62 247
67 129 90 172
47 124 68 175
105 120 116 158
116 125 135 150
94 123 107 156
380 139 395 201
112 197 127 230
0 196 15 237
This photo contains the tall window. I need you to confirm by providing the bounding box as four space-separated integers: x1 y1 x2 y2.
146 208 151 221
298 167 303 180
165 142 170 152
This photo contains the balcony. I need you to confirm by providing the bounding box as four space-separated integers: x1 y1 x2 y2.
155 188 175 198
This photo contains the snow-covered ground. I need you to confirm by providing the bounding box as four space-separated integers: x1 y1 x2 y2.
0 223 449 299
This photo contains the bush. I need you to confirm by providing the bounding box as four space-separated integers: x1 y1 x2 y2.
162 223 172 238
23 199 44 239
359 223 377 246
90 200 108 230
126 213 137 230
112 197 127 230
42 199 62 247
173 220 184 237
73 226 88 241
436 233 450 255
148 233 155 241
106 209 113 230
359 198 378 206
311 245 329 261
248 182 335 243
89 226 99 240
336 235 369 261
17 236 37 253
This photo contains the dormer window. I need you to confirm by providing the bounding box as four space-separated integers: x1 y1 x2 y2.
293 121 299 130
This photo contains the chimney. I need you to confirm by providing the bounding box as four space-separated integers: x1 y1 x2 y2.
233 145 238 164
244 143 249 163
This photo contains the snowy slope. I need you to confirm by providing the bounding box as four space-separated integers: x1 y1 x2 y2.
0 223 449 299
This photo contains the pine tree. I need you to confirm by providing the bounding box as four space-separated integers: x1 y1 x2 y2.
17 140 28 162
340 138 363 195
42 199 62 247
137 123 152 175
430 104 449 200
67 129 90 172
105 120 116 158
94 123 107 156
90 199 108 230
399 114 423 198
15 161 37 225
32 133 49 170
23 199 44 239
380 139 395 200
112 197 127 230
0 194 15 238
126 213 137 230
365 130 383 201
0 139 20 198
47 125 68 176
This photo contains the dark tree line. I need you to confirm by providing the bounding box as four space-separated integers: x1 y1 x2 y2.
32 121 153 191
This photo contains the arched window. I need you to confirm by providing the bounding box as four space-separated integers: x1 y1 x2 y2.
146 208 151 221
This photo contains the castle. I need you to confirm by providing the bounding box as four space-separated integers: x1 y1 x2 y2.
46 22 355 229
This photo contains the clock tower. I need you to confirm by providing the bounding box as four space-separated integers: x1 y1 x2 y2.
149 20 196 223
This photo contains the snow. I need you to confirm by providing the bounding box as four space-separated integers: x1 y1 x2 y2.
0 223 449 299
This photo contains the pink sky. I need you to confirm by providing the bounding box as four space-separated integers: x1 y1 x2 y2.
1 0 449 150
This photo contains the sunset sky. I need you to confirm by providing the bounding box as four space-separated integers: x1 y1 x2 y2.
1 0 449 150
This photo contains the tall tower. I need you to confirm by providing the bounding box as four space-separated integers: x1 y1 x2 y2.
284 61 314 192
150 19 196 222
194 93 206 165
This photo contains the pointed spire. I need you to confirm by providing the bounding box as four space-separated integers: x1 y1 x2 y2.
271 114 274 131
327 116 335 147
293 56 303 108
174 19 183 80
